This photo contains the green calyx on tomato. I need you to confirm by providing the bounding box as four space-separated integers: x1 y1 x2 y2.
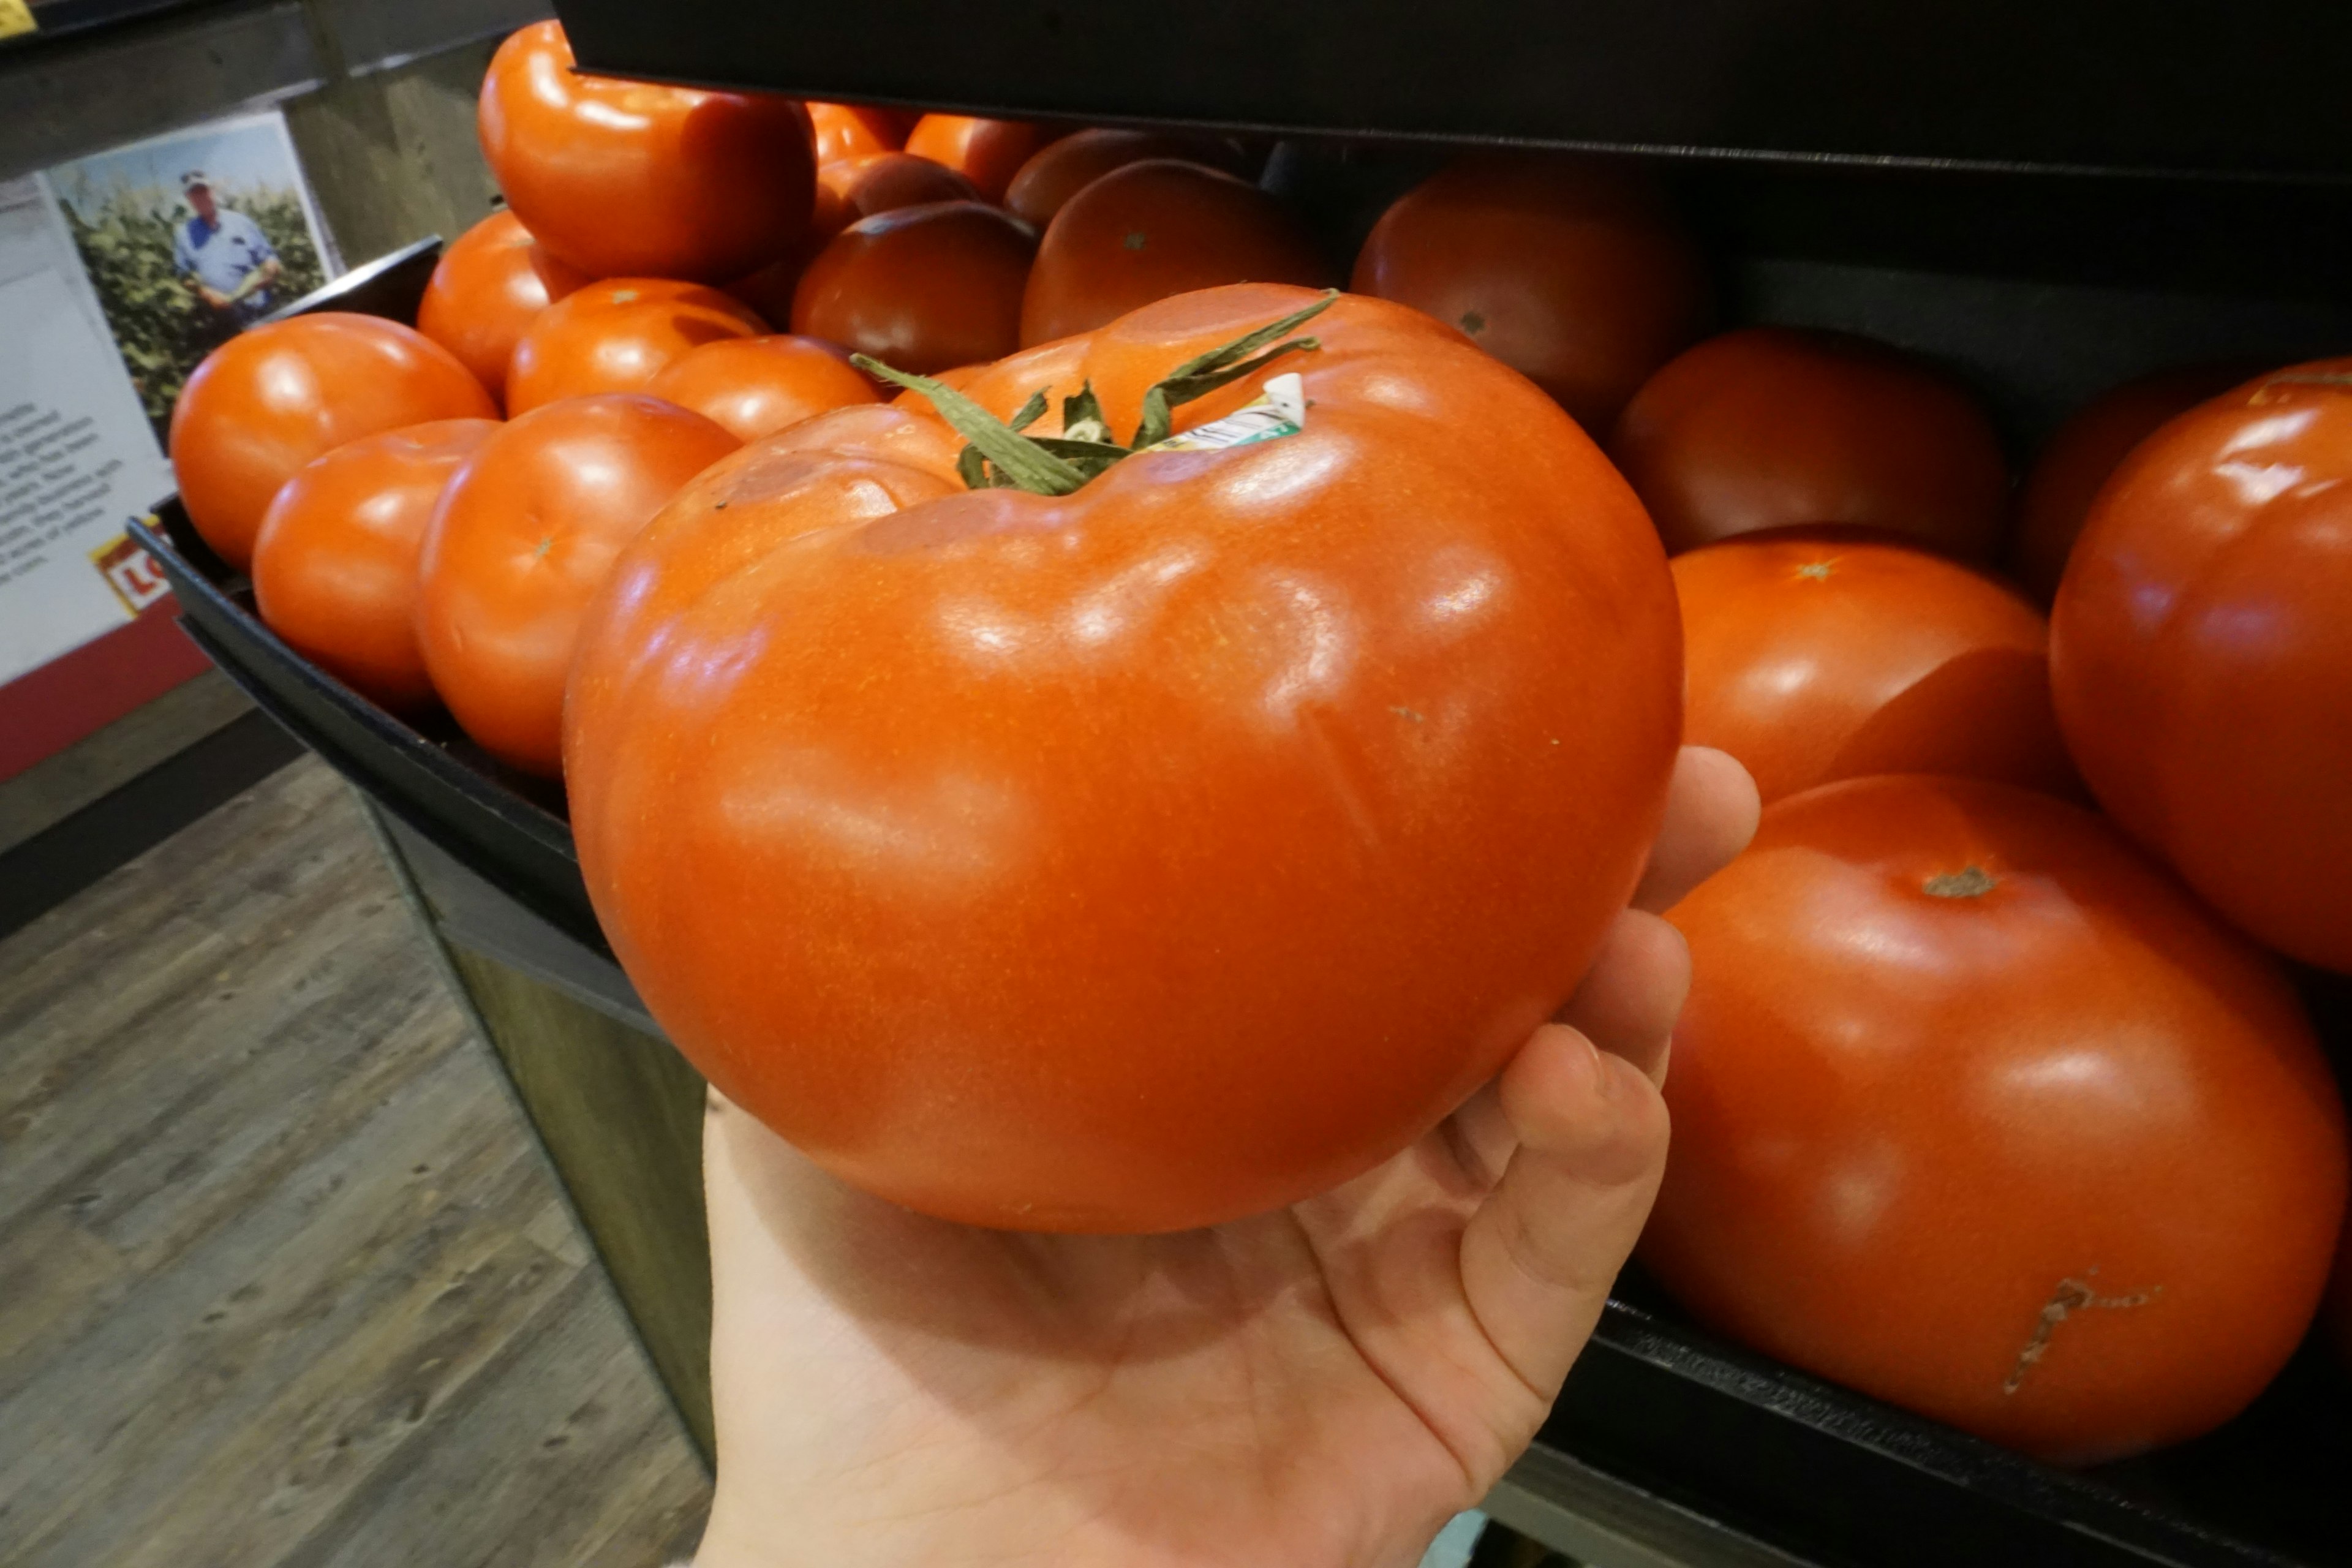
851 290 1338 496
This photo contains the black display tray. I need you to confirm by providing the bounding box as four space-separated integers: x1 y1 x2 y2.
554 0 2352 183
140 228 2351 1567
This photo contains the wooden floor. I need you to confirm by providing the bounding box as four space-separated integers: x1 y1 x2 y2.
0 757 711 1567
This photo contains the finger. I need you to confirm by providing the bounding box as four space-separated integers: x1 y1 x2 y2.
1458 1023 1670 1400
1632 745 1761 914
1554 908 1691 1084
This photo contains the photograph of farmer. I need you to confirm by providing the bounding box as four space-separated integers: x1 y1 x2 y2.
173 168 281 328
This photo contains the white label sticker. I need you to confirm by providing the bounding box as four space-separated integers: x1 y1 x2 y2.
1141 372 1306 454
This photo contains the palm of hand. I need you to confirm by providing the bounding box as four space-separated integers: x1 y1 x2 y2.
694 749 1755 1568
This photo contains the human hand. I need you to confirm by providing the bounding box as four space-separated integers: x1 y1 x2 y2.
692 745 1759 1568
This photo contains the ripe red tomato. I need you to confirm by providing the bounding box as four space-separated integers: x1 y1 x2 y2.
1352 154 1711 434
1020 160 1335 346
1611 327 2010 561
2051 360 2352 973
646 335 878 441
1003 127 1248 228
902 114 1055 203
505 279 767 414
476 20 814 282
1648 775 2349 1463
565 283 1681 1231
417 395 739 775
813 151 981 239
808 100 912 164
1675 529 2077 804
169 312 496 571
251 419 499 713
415 209 589 408
790 202 1036 375
2007 364 2252 604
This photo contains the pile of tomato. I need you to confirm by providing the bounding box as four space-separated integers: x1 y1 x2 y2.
163 19 2351 1476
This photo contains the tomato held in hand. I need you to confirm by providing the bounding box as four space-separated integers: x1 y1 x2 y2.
565 284 1681 1231
902 114 1055 203
647 335 878 441
1649 775 2348 1464
1676 529 2076 804
1021 160 1335 346
477 20 814 282
791 202 1035 375
1004 127 1250 228
416 210 590 407
505 279 767 414
1611 327 2010 560
2052 360 2352 973
2007 364 2252 605
251 419 499 713
808 100 913 164
170 313 496 571
813 151 982 240
1352 154 1710 434
418 395 739 775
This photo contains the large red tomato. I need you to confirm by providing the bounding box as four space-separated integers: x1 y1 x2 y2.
565 284 1682 1231
2051 360 2352 973
170 313 496 571
417 395 739 775
415 210 588 408
813 151 981 240
1675 529 2076 804
1021 160 1335 346
808 100 913 164
1003 127 1250 228
2005 364 2255 605
476 20 813 282
1352 154 1710 434
902 114 1055 203
790 202 1036 375
251 419 499 713
646 335 878 441
1648 775 2348 1463
505 279 767 414
1611 326 2010 561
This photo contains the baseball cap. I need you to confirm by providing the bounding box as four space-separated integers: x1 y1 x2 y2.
180 170 211 192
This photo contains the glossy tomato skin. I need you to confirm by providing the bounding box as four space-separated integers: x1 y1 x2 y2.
2008 366 2253 604
790 201 1036 375
417 395 738 775
477 21 814 282
902 115 1054 203
1352 154 1710 434
1649 775 2349 1463
2051 360 2352 973
1676 529 2078 804
567 283 1683 1232
169 312 496 571
813 151 982 239
808 100 911 164
1611 326 2010 561
505 279 767 414
251 419 499 713
646 334 878 441
415 210 588 408
1021 160 1335 347
1003 127 1249 229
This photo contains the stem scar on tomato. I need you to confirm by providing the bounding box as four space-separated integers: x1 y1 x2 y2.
851 290 1340 496
2004 1273 2163 1395
1924 865 1998 898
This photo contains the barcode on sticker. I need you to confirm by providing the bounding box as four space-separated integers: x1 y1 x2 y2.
1142 372 1307 453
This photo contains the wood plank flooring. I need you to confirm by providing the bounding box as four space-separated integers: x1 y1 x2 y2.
0 756 710 1567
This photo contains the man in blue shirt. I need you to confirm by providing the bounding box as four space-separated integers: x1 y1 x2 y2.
172 170 282 328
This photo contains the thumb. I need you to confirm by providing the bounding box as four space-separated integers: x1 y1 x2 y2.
1457 1023 1670 1400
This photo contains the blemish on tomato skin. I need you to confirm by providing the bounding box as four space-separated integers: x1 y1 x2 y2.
2003 1273 2162 1395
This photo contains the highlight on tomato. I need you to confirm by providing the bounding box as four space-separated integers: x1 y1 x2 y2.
417 394 740 776
2051 358 2352 974
1647 774 2349 1464
1675 528 2076 804
564 284 1683 1233
1611 326 2010 560
170 312 496 571
505 279 768 413
808 100 914 165
790 201 1037 375
416 209 589 407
